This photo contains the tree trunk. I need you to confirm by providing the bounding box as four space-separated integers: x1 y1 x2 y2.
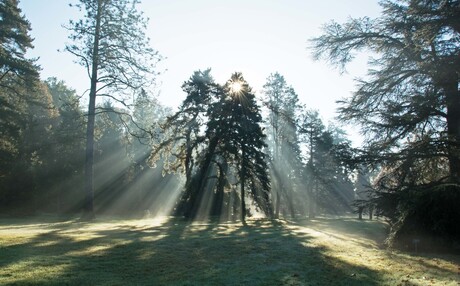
211 160 227 217
83 0 102 220
308 189 315 219
286 191 296 219
241 146 246 223
275 191 281 219
444 75 460 181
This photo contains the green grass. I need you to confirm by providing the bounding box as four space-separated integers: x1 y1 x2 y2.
0 216 458 285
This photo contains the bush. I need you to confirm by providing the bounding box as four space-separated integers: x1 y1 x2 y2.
384 184 460 252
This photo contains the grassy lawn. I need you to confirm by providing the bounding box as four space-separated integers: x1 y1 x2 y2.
0 216 458 285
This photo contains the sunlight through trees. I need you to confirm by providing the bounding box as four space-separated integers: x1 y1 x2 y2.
1 0 459 255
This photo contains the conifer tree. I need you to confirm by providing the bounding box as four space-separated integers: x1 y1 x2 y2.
65 0 160 218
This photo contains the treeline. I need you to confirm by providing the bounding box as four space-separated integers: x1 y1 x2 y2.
0 69 357 220
1 0 358 220
152 70 357 222
4 0 459 250
0 76 178 216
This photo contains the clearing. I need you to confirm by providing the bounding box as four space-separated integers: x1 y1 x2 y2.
0 216 458 285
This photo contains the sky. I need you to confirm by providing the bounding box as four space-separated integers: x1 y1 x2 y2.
18 0 382 145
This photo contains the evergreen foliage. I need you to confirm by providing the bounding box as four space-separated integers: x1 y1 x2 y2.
311 0 460 248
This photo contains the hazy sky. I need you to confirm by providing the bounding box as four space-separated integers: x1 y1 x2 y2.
19 0 381 143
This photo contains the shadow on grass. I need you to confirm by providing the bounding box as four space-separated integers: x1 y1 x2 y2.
0 217 411 285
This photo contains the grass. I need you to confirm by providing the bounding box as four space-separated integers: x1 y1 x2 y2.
0 216 458 285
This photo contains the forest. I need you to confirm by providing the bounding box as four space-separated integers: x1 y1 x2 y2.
1 0 459 284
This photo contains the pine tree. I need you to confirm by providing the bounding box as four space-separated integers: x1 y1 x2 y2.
0 0 39 90
65 0 160 218
215 72 272 221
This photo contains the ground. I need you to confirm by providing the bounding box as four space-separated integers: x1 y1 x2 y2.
0 216 458 285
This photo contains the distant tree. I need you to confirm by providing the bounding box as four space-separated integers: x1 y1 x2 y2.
311 0 460 247
262 72 302 218
45 78 85 213
298 109 325 218
0 80 56 214
65 0 160 218
126 90 174 215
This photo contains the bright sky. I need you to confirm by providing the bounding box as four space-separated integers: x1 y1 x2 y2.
19 0 381 144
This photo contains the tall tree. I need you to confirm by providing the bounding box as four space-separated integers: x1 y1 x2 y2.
311 0 460 246
0 0 39 176
0 0 46 214
298 109 326 218
0 0 39 91
262 72 302 218
217 72 272 222
65 0 160 218
311 0 460 181
177 72 272 222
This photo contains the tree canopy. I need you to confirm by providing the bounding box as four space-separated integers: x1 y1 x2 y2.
311 0 460 247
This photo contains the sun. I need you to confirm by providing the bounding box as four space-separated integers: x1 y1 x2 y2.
230 81 243 94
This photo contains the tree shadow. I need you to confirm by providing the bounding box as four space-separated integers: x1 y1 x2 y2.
0 217 424 285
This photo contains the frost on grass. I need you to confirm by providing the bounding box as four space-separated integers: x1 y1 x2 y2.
0 217 458 285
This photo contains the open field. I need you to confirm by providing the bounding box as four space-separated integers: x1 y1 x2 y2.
0 216 458 285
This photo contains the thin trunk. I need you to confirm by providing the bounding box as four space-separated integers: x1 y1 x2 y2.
308 130 315 219
286 189 296 219
241 146 246 223
273 103 280 219
83 0 102 219
185 132 192 186
275 191 281 218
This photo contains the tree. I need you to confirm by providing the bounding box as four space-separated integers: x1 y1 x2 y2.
0 0 50 214
298 109 325 218
45 78 85 213
0 0 39 179
311 0 460 181
215 72 272 222
262 72 302 218
311 0 460 247
65 0 160 218
127 90 175 216
0 80 57 214
0 0 39 91
151 70 219 186
176 72 272 222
